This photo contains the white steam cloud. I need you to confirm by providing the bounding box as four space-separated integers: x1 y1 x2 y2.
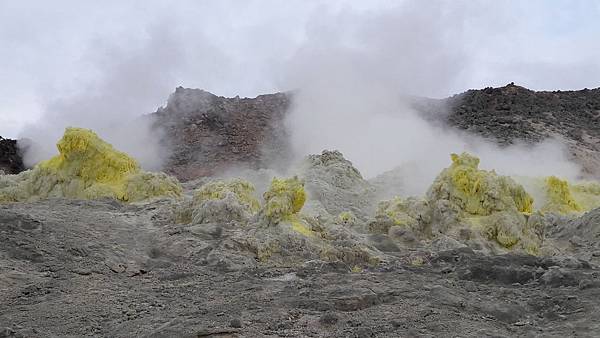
282 2 581 195
18 25 187 170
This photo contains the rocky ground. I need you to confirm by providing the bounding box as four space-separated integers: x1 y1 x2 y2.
2 197 600 337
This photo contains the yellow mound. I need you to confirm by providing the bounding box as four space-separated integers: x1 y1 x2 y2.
423 153 541 254
478 211 541 255
428 152 533 216
261 176 306 225
516 176 600 215
0 127 182 202
542 176 582 214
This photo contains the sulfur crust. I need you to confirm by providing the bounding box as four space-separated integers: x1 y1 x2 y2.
433 152 534 216
262 176 306 225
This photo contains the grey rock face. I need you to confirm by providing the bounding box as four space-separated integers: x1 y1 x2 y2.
301 150 377 220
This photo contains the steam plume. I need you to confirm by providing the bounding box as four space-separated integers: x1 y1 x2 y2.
281 2 581 195
19 25 184 170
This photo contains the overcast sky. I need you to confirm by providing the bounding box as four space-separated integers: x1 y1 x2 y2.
1 0 599 138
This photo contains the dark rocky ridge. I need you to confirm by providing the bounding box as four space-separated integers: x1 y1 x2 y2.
152 84 600 182
0 137 24 174
152 87 291 181
437 83 600 177
444 84 600 144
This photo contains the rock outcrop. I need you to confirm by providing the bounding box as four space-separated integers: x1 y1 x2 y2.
0 137 24 174
152 87 291 181
432 83 600 178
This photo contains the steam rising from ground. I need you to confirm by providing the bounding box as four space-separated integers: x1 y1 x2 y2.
282 2 581 196
11 1 591 188
19 26 184 170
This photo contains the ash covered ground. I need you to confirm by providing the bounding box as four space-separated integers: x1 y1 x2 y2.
2 85 600 338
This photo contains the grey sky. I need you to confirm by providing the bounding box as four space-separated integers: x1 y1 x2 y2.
1 0 599 139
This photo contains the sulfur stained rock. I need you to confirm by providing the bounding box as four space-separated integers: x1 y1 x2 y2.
370 197 430 236
542 176 582 214
427 152 533 216
370 153 545 255
190 178 260 225
260 176 306 225
193 178 260 212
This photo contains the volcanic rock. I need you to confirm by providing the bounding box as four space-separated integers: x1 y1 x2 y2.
0 137 24 175
424 83 600 178
152 87 291 181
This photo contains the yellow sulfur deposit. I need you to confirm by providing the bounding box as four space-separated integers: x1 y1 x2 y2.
289 215 315 237
542 176 582 214
261 176 306 225
428 152 533 216
0 127 182 203
571 181 600 211
193 178 260 212
337 211 357 225
39 127 140 184
422 152 542 254
517 176 600 214
372 196 430 235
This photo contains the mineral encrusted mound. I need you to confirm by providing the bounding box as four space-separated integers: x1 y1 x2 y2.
426 152 541 254
370 196 431 237
0 136 24 174
370 152 543 255
428 152 533 217
0 127 182 203
170 174 381 268
239 219 382 267
225 175 381 267
301 150 376 220
190 178 260 224
260 176 306 225
542 176 582 214
240 221 382 268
